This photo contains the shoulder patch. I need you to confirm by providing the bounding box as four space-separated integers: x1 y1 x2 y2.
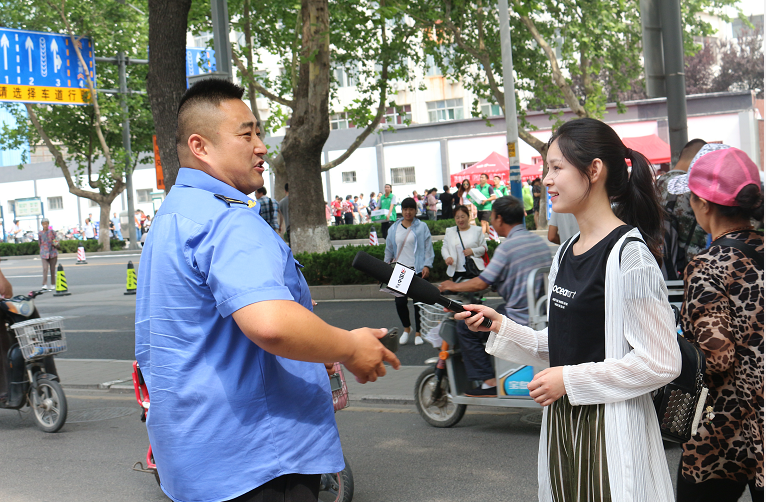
214 194 257 208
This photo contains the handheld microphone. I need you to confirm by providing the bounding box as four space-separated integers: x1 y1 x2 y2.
351 251 493 329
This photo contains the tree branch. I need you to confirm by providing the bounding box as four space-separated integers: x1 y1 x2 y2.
233 52 295 108
53 0 120 179
26 104 124 200
322 5 390 171
514 3 587 118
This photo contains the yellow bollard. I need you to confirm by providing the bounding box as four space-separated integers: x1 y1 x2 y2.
53 264 71 296
124 261 137 295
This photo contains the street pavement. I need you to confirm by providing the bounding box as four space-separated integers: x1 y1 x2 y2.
0 250 752 502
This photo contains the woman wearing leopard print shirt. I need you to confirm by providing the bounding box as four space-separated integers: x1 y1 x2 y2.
668 144 764 502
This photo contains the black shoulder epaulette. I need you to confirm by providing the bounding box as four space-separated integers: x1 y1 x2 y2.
214 194 257 208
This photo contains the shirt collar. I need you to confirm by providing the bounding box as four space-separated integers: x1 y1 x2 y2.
507 224 525 238
175 168 253 203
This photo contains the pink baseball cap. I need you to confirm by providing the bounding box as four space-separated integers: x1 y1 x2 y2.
667 144 762 206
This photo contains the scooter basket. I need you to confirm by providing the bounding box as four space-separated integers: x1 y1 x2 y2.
11 316 67 360
416 303 450 334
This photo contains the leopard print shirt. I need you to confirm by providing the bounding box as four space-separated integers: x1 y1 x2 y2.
680 230 764 487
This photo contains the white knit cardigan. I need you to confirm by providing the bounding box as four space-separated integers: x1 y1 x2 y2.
486 228 682 502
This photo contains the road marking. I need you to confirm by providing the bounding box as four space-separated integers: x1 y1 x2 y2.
342 406 520 415
4 275 41 278
65 329 134 333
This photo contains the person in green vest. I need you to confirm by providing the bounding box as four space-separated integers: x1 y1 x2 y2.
493 175 510 197
379 183 397 239
472 173 497 235
522 181 536 229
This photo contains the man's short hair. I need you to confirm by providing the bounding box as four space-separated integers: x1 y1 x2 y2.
443 185 449 191
384 184 392 189
679 138 707 160
492 196 525 226
400 197 417 209
494 175 502 180
176 78 245 148
480 173 489 179
284 183 289 192
256 187 267 195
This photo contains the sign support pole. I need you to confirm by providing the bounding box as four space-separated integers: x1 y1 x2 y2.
497 0 521 200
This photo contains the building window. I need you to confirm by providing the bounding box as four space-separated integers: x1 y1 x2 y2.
333 66 356 88
137 189 152 203
382 105 412 125
479 99 502 117
391 167 416 186
330 112 355 130
342 171 357 183
461 162 477 170
425 54 442 76
48 196 63 210
427 99 464 123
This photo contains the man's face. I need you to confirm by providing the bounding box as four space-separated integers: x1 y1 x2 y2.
494 176 502 187
195 99 267 195
384 185 391 195
479 175 488 185
255 191 263 199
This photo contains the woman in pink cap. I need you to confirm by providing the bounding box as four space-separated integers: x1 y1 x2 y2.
668 143 764 501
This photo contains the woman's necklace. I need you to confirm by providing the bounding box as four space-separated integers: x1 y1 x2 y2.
712 225 753 242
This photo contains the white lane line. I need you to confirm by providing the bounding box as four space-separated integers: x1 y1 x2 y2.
4 275 41 278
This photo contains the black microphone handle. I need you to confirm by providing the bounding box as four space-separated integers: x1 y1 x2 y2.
436 297 493 329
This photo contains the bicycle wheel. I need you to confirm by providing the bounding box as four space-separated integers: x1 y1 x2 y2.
318 455 354 502
414 367 466 428
30 378 67 433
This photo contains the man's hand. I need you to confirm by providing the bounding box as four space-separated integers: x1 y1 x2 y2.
421 266 430 279
0 268 12 298
528 367 566 407
344 328 401 383
325 362 336 377
438 280 456 293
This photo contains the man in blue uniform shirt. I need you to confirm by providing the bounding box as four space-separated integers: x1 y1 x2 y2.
135 79 400 502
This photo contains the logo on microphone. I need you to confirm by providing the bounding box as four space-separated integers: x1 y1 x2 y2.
388 263 415 295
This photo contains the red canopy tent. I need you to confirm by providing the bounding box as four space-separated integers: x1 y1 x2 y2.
622 134 671 164
451 152 539 187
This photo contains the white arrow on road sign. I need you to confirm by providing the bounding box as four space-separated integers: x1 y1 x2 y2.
25 36 33 72
50 38 62 73
0 34 8 71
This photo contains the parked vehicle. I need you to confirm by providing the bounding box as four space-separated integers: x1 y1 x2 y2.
0 290 68 432
414 269 549 427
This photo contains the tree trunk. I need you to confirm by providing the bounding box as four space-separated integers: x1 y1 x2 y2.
270 155 288 202
147 0 192 192
281 0 332 255
98 202 111 251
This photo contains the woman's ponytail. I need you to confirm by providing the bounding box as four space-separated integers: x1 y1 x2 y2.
611 149 665 263
549 118 665 263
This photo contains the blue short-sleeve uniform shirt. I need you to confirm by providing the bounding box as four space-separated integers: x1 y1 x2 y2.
135 168 343 502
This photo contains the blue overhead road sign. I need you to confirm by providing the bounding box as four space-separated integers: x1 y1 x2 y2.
0 27 95 105
186 47 215 87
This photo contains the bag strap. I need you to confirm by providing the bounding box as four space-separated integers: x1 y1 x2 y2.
619 236 646 267
394 223 414 263
710 234 763 269
456 228 467 251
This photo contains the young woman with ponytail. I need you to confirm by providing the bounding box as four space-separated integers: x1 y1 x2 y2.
454 118 682 502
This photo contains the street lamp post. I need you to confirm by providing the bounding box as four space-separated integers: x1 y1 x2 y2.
497 0 522 200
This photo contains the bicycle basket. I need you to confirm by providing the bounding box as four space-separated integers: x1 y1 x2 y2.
11 316 67 360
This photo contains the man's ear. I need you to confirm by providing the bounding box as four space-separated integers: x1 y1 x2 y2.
187 133 210 162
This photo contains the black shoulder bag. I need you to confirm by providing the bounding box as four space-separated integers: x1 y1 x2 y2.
620 236 708 443
457 229 482 279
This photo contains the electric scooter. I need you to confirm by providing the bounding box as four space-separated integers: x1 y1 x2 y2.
0 290 68 432
414 267 550 427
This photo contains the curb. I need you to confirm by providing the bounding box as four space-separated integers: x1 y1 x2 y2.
358 395 415 405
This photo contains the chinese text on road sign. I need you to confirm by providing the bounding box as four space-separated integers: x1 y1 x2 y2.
0 27 96 106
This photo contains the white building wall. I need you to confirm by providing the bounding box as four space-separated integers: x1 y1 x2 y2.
446 135 506 175
383 141 442 201
326 147 378 201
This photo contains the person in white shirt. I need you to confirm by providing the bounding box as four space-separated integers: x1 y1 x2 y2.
9 220 22 243
455 118 681 501
441 205 487 281
111 212 123 240
83 218 96 240
547 210 580 245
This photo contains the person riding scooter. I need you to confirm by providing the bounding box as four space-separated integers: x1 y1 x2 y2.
438 196 552 396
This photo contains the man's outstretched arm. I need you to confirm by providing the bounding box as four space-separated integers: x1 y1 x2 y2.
233 300 400 383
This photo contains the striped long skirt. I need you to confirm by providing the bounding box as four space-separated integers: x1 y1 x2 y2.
547 395 611 502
